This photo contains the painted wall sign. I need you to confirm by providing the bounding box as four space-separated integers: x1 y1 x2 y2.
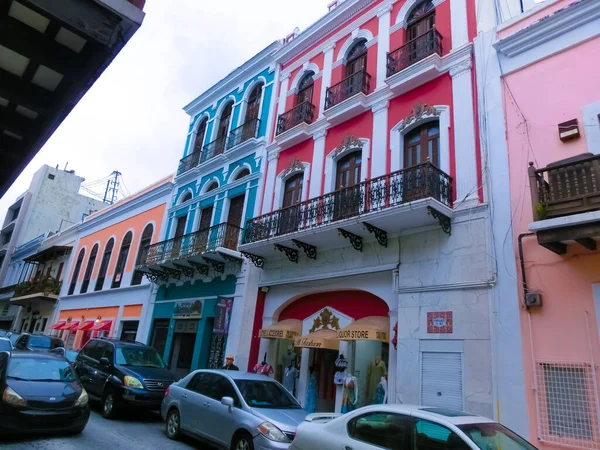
294 337 324 348
427 311 453 333
258 329 299 339
173 300 203 319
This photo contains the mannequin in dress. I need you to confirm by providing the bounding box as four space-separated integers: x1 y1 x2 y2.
341 373 358 413
374 375 387 404
305 366 318 413
282 344 297 368
283 361 297 395
367 356 387 403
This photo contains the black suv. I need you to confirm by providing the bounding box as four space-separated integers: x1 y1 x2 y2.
74 338 177 419
14 333 64 351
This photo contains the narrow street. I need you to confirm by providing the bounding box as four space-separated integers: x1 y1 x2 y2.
3 407 216 450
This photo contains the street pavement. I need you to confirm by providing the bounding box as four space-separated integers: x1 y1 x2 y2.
2 406 217 449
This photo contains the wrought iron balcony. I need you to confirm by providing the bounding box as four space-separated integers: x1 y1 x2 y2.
276 102 315 135
139 222 242 268
529 154 600 221
177 151 201 176
325 70 371 110
242 162 452 245
202 135 227 164
387 29 443 77
228 118 261 150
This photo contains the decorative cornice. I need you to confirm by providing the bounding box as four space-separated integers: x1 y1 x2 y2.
281 158 306 178
449 60 472 78
371 100 389 113
323 42 337 53
267 150 280 161
376 3 393 18
313 130 328 140
332 135 363 158
400 103 441 130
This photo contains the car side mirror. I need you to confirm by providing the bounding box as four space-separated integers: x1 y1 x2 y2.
99 357 111 367
221 396 234 412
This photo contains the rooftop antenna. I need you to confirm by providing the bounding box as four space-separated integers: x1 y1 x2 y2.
103 171 122 205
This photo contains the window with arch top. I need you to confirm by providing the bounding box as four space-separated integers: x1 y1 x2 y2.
205 181 219 192
406 0 436 60
111 231 133 289
404 121 440 167
245 83 263 122
80 243 98 294
68 248 85 295
180 191 192 204
345 39 367 77
131 224 154 286
95 238 114 291
235 168 251 180
193 118 208 153
296 71 315 106
215 101 234 154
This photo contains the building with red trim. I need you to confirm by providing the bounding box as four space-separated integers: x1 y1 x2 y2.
239 0 498 418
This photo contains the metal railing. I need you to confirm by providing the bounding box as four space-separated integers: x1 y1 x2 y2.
227 118 261 149
276 102 315 135
325 70 371 110
387 29 443 77
139 222 242 267
202 135 227 163
529 154 600 221
14 276 62 298
242 162 452 244
177 151 201 176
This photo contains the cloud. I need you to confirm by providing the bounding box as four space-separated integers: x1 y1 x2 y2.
0 0 328 225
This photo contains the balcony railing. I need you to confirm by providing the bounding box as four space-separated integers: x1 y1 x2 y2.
13 276 62 298
276 102 315 135
243 162 452 244
177 151 201 176
325 70 371 110
202 135 227 164
387 29 443 77
228 118 261 150
529 154 600 221
140 222 242 268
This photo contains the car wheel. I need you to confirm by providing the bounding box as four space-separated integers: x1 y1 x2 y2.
165 409 181 440
101 389 118 419
232 432 254 450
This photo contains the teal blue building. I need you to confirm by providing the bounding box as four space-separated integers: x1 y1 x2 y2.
138 42 280 378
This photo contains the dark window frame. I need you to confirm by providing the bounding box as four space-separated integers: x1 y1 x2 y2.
193 118 208 153
296 71 315 106
95 238 115 291
80 243 99 294
131 224 154 286
68 248 85 295
111 232 133 289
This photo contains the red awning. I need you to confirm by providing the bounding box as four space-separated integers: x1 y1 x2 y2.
92 320 112 331
51 321 67 330
62 321 80 331
78 321 94 331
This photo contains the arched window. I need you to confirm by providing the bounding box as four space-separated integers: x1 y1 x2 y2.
180 191 192 203
68 248 85 295
80 243 98 294
193 118 208 153
131 224 154 286
404 121 440 167
280 172 304 235
235 168 250 180
336 151 362 190
215 101 234 154
95 238 114 291
111 232 132 289
245 83 263 122
345 39 367 77
296 71 315 106
407 0 436 63
206 181 219 192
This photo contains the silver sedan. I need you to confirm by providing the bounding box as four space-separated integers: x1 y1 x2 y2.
161 370 309 450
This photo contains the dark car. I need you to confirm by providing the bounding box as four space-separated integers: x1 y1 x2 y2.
0 350 90 435
14 333 64 352
8 333 20 346
75 338 177 419
0 329 11 337
50 347 79 365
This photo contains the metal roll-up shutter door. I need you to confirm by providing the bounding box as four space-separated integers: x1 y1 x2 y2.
421 351 463 410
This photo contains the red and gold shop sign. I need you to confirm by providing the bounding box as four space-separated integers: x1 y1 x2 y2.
294 329 339 350
258 319 302 340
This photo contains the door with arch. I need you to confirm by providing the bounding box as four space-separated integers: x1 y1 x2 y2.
407 0 436 64
403 121 440 202
334 151 362 220
225 195 245 249
215 102 233 154
279 173 303 235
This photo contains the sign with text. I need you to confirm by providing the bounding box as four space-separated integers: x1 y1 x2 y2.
259 329 299 339
427 311 453 333
213 298 233 335
173 300 203 319
336 329 388 341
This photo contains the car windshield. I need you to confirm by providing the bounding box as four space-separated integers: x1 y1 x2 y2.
235 379 301 409
9 334 20 345
458 423 538 450
7 357 77 382
27 335 51 348
116 347 166 368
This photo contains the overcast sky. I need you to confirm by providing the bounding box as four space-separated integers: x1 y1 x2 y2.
0 0 329 214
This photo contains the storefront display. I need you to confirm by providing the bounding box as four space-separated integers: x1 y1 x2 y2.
367 356 387 404
341 373 358 413
374 376 387 404
305 366 318 413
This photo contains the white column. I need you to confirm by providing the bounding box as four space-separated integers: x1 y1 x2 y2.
310 131 327 198
450 0 469 49
277 73 290 117
371 101 389 178
262 152 279 214
298 347 310 407
376 5 392 89
450 61 478 205
319 43 336 117
388 309 398 404
224 271 251 370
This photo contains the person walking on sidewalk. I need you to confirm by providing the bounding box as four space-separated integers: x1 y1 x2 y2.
222 354 239 370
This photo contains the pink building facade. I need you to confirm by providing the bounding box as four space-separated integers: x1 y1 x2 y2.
480 0 600 447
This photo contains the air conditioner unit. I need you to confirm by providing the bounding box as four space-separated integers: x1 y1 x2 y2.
525 292 542 308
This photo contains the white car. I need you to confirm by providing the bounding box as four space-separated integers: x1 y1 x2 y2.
290 405 538 450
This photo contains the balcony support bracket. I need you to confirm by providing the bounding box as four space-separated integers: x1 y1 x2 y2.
576 238 597 251
220 253 242 264
338 229 362 252
145 272 158 283
275 244 299 263
427 207 451 235
203 257 225 273
364 222 388 247
292 239 317 260
149 269 169 283
173 263 195 278
162 267 181 280
189 261 209 276
241 251 265 268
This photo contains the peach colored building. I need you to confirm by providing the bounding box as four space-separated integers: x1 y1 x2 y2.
479 0 600 447
50 176 173 350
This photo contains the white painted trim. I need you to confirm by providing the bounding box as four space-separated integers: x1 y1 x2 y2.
335 29 374 63
199 177 220 195
176 188 194 205
450 0 469 49
390 105 450 174
227 162 253 184
187 112 210 156
319 45 336 118
273 162 311 210
376 8 391 89
582 101 600 155
394 0 446 27
237 76 268 128
262 155 278 214
277 76 290 117
371 103 389 178
310 132 328 197
290 63 321 93
211 96 237 141
324 137 370 194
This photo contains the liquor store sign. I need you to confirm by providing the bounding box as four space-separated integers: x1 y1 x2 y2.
336 329 388 341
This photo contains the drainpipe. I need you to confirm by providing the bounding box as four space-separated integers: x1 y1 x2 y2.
518 233 535 302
